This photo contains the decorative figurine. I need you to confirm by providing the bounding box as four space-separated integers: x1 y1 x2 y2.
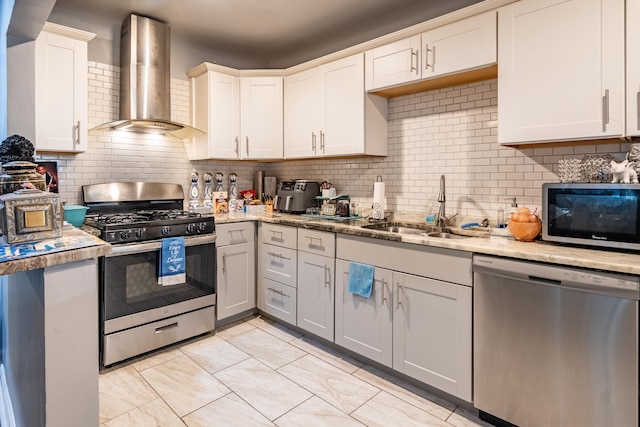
215 172 224 192
611 159 639 184
189 171 200 211
229 173 238 200
203 173 213 207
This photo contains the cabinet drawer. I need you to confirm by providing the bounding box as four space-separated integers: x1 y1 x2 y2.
297 229 335 257
260 223 297 249
216 222 255 246
261 243 297 287
261 278 297 326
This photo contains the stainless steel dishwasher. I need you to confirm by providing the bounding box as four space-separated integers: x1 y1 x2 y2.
473 255 639 427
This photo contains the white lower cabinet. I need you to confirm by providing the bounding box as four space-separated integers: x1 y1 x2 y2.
262 277 297 325
392 271 472 402
297 250 335 341
216 223 256 322
335 259 393 367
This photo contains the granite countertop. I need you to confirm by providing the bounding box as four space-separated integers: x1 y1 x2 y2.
214 211 640 276
0 224 111 275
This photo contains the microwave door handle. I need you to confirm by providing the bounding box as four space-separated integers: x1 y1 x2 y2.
285 195 292 212
274 195 279 209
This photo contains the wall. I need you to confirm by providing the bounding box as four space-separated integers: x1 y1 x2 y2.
44 62 627 218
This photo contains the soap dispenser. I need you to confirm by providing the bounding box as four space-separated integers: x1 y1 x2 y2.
505 197 518 221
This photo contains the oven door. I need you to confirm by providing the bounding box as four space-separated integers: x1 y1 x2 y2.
101 234 216 335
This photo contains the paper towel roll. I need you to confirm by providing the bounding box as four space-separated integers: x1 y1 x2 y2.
372 181 385 219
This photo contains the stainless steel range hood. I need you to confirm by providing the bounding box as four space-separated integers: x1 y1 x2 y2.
91 14 204 139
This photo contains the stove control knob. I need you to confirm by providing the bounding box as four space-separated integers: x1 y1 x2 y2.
197 222 208 233
186 223 196 234
161 226 170 236
135 228 146 240
120 229 131 241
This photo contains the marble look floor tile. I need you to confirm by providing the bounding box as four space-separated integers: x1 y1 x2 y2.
247 315 303 342
278 355 379 414
215 358 313 420
290 336 365 374
180 334 250 373
102 398 185 427
446 407 495 427
227 328 307 369
183 392 274 426
351 391 451 427
139 355 230 417
99 365 159 423
132 348 184 372
216 318 257 337
353 365 456 420
274 396 365 427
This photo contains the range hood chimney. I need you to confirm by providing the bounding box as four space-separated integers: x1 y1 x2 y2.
92 14 204 139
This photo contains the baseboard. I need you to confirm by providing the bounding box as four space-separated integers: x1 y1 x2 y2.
0 364 16 427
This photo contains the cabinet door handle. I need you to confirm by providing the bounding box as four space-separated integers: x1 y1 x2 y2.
75 121 81 145
267 251 284 258
396 282 404 309
246 136 249 157
268 287 286 296
410 48 418 74
602 89 610 132
234 137 239 153
221 253 226 272
424 44 431 69
320 131 325 152
325 265 331 288
312 132 316 152
381 278 387 306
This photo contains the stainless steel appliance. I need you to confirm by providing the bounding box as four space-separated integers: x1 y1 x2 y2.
542 182 640 250
82 182 216 367
473 255 639 427
274 179 320 213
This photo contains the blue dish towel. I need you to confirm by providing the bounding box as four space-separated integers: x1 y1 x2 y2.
158 237 186 286
348 261 375 298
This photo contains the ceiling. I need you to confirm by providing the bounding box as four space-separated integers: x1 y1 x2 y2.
45 0 482 68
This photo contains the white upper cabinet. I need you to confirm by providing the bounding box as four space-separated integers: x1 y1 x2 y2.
498 0 624 145
8 22 95 153
365 35 422 91
420 11 496 80
284 53 388 159
240 77 283 159
189 66 241 160
283 67 320 158
365 11 496 92
188 64 283 160
626 0 640 136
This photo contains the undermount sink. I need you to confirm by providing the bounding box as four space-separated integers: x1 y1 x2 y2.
424 231 469 239
361 222 470 239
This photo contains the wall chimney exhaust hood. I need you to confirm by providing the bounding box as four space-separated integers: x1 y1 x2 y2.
91 14 204 139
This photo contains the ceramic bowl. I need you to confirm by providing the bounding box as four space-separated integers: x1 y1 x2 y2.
63 205 88 227
508 220 541 241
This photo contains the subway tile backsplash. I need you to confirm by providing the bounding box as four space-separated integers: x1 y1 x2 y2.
40 62 628 217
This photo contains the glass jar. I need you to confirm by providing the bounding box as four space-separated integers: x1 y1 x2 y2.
0 161 46 195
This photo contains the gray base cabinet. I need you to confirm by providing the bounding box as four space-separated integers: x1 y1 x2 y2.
392 271 472 402
336 234 472 402
335 259 393 367
258 223 298 324
296 229 336 341
216 222 256 321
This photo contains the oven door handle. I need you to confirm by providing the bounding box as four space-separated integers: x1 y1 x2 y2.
107 234 217 257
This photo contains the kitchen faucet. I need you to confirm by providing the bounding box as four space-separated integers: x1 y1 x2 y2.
437 174 457 228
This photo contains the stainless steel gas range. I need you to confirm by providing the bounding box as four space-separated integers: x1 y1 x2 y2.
82 182 216 367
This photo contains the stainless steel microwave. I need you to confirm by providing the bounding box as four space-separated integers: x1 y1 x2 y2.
542 183 640 250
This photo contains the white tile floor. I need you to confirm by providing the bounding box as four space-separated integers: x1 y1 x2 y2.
99 315 494 426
